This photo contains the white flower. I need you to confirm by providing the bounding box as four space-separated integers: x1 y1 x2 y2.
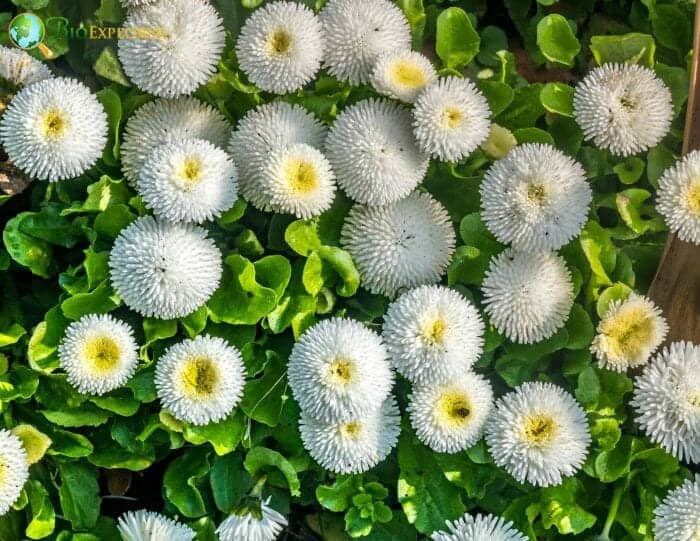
118 0 225 97
485 381 591 487
370 50 437 103
109 216 223 319
657 149 700 245
299 397 401 474
117 509 195 541
138 138 238 224
288 317 394 423
236 1 324 94
120 0 156 7
325 98 429 205
0 429 28 516
121 97 230 186
413 76 491 162
631 341 700 463
382 285 484 384
341 192 456 297
654 475 700 541
258 143 336 218
482 249 574 344
319 0 411 85
155 335 246 426
216 498 288 541
573 63 673 156
0 78 107 182
0 46 52 87
431 512 528 541
591 293 668 372
480 143 591 251
230 101 327 209
409 372 493 453
58 314 139 396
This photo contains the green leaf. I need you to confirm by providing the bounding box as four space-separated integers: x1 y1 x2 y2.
11 425 51 464
397 0 426 49
317 476 361 513
646 144 676 187
613 157 645 185
538 478 596 534
596 282 632 318
61 280 120 320
58 463 100 530
650 4 691 53
183 410 245 455
514 127 555 145
210 453 253 513
565 304 595 350
244 446 301 497
579 221 616 286
0 323 25 348
435 7 480 70
95 87 123 166
3 213 53 277
25 481 55 540
477 80 514 117
590 33 656 68
540 83 574 117
163 447 211 518
94 47 130 87
536 14 580 67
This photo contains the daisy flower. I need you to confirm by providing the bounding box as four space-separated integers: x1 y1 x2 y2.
120 0 156 7
0 46 52 88
118 0 225 97
121 97 230 186
319 0 411 85
138 138 238 224
382 285 484 384
287 318 394 423
341 192 456 297
109 216 223 319
408 372 493 453
155 336 246 426
657 149 700 245
413 76 491 162
482 249 574 344
58 314 139 396
573 63 673 156
117 510 195 541
591 293 668 372
235 1 324 94
631 341 700 463
431 512 528 541
0 429 29 516
216 498 287 541
654 475 700 541
480 143 591 251
325 99 429 205
299 397 401 474
259 143 336 219
370 50 437 103
0 78 107 182
485 381 591 487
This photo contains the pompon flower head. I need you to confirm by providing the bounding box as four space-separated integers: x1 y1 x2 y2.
119 0 156 7
0 46 52 87
653 475 700 541
216 498 287 541
299 397 401 474
259 143 336 219
657 149 700 244
0 78 106 182
431 512 528 541
288 318 393 423
109 217 222 319
236 1 324 94
413 76 491 162
482 249 574 344
0 429 29 516
138 138 238 224
325 99 429 205
117 510 195 541
591 293 668 372
480 143 591 251
631 342 700 462
121 97 230 186
485 381 591 487
118 0 225 98
58 314 139 396
341 192 456 297
408 372 493 453
370 50 437 103
319 0 411 85
155 336 245 425
382 285 484 384
573 63 673 156
230 101 327 208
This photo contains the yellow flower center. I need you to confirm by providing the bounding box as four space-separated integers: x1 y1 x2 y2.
268 29 292 55
526 182 547 204
389 60 426 88
688 390 700 408
601 305 655 363
178 157 203 185
180 357 219 398
419 317 447 345
82 336 121 372
326 358 354 385
284 158 318 194
341 421 361 439
436 392 472 426
685 177 700 216
40 108 66 138
440 106 464 129
523 413 557 445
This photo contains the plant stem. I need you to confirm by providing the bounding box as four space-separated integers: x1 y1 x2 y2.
600 482 624 540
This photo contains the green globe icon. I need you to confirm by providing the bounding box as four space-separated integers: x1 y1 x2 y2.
8 12 45 50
